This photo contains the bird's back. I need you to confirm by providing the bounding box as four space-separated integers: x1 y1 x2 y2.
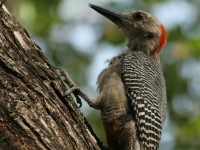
122 50 167 149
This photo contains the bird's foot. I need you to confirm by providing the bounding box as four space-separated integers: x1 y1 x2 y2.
64 87 83 107
64 87 79 96
56 68 94 108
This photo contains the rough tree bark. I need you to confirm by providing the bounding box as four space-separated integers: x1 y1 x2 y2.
0 4 102 150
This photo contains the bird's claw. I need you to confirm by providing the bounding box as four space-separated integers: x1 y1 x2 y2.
74 93 82 108
64 87 79 96
56 67 92 108
64 86 82 108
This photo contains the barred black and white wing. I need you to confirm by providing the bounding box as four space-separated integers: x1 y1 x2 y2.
121 51 167 149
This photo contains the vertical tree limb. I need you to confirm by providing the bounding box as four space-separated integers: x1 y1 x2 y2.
0 4 102 150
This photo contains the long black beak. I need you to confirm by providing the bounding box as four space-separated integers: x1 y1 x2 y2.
89 4 123 24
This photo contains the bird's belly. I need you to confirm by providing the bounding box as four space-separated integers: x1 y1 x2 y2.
100 75 129 122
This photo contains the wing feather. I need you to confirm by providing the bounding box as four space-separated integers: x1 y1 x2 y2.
121 51 166 149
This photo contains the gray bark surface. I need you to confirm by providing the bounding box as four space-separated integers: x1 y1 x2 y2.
0 5 102 150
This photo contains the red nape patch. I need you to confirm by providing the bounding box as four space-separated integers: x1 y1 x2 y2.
155 24 167 53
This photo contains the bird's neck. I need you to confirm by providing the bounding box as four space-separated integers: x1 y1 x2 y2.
127 41 160 63
127 40 154 55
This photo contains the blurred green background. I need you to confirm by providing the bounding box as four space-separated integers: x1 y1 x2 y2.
6 0 200 149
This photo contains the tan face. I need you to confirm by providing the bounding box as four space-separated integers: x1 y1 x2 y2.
120 11 160 35
118 11 164 52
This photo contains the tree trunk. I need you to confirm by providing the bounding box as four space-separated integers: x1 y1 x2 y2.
0 5 102 150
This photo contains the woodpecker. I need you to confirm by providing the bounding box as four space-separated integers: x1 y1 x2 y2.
65 4 167 150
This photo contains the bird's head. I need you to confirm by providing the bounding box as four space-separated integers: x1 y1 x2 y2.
89 4 166 54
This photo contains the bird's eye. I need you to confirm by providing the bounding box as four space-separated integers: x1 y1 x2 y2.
145 33 154 39
133 12 144 21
